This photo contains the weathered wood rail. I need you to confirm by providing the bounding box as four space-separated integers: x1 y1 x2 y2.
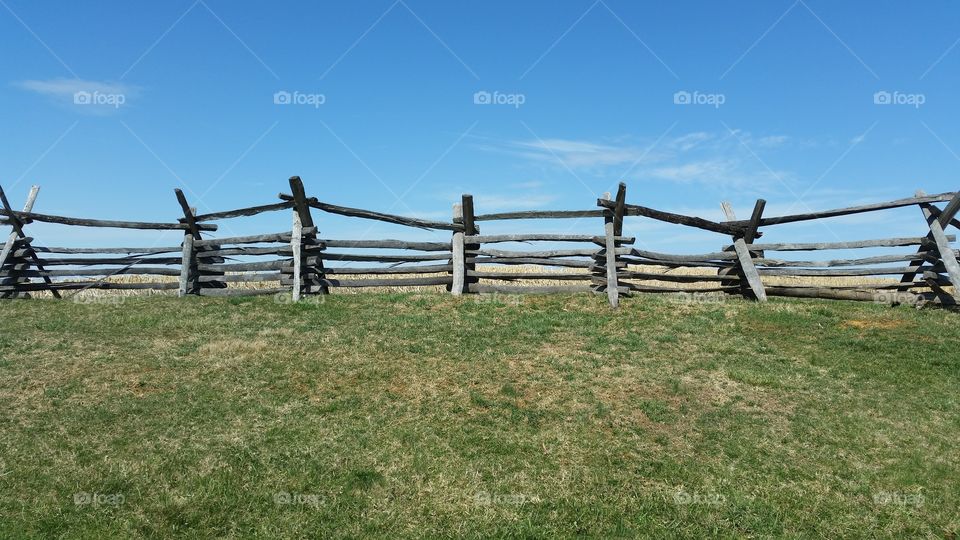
1 178 958 307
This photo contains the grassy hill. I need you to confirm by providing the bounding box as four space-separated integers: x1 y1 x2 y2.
0 293 957 538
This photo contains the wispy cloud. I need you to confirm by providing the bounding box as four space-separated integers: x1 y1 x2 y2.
648 159 741 183
475 193 559 211
510 180 545 189
487 130 792 191
15 78 140 114
506 138 657 169
436 179 561 213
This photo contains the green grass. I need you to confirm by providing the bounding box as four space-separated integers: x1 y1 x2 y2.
0 293 957 538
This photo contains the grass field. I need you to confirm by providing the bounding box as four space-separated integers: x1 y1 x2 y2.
0 293 957 538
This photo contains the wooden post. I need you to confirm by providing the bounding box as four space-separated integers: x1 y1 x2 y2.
0 185 60 299
175 189 201 241
743 200 766 246
461 194 478 292
291 210 303 301
288 176 327 294
919 200 960 302
451 203 465 296
178 233 194 297
897 191 960 294
0 185 39 270
0 186 41 299
174 189 220 292
602 192 619 308
720 200 767 302
935 193 960 231
613 182 627 238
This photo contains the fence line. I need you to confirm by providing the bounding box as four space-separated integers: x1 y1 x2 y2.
1 177 959 307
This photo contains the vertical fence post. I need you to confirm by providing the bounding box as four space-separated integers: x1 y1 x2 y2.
178 233 195 297
291 210 303 301
451 203 465 296
720 200 767 301
601 192 620 308
461 194 478 294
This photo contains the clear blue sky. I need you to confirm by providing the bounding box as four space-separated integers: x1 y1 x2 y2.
2 0 960 250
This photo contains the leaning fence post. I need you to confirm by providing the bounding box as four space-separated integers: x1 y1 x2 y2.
915 190 960 301
0 185 39 272
0 185 60 299
0 185 44 299
896 190 960 300
613 182 627 238
451 203 465 296
720 200 767 301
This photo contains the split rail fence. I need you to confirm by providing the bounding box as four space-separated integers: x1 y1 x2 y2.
1 177 959 307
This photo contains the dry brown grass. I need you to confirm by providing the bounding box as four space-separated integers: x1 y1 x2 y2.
24 263 937 299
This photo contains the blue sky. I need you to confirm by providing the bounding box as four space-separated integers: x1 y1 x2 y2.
2 0 960 251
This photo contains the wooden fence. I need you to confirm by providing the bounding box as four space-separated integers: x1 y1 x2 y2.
1 177 958 307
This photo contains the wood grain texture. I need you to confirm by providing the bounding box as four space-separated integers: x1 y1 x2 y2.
0 185 61 298
451 203 464 296
0 185 39 271
919 202 960 301
291 211 303 301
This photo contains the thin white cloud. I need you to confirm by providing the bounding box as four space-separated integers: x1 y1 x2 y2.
475 193 559 211
756 135 789 147
15 78 139 114
667 131 714 151
648 160 736 183
510 180 545 189
491 130 793 191
506 138 661 169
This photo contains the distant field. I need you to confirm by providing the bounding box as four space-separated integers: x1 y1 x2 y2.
22 262 927 300
0 294 957 538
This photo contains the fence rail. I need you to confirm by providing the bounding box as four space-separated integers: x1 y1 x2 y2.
1 177 958 307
